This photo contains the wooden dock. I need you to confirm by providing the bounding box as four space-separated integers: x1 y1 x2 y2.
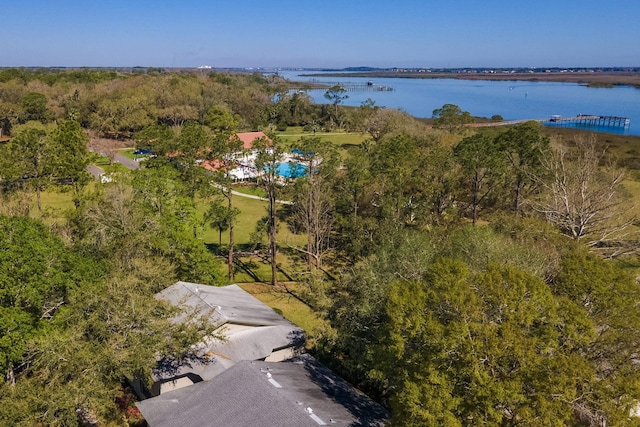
339 82 394 92
291 80 394 92
542 114 630 128
467 114 631 130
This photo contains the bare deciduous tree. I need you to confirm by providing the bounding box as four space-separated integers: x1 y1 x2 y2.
289 138 338 272
535 136 636 256
89 131 132 164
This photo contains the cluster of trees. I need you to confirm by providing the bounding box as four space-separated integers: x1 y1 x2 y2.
0 69 279 139
316 225 640 426
1 68 639 425
0 68 376 140
0 175 224 423
0 120 91 210
279 122 639 425
220 112 638 425
0 116 240 421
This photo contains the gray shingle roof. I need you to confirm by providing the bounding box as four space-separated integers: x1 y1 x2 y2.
152 282 305 383
157 282 298 327
140 282 388 426
137 356 388 427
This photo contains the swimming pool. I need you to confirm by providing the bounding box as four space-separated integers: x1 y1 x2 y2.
275 162 307 178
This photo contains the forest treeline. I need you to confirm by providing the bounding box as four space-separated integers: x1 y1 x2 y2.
0 67 378 139
1 68 640 426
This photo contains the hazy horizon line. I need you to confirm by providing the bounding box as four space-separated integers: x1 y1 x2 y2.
2 65 640 71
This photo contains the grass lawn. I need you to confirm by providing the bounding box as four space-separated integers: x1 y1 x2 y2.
231 248 310 283
198 193 266 246
197 190 306 249
101 163 132 174
26 183 101 223
276 126 367 150
92 153 111 165
36 189 75 211
232 184 267 198
622 179 640 218
117 148 135 159
118 148 147 160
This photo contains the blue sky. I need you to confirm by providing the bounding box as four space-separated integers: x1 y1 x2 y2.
2 0 639 68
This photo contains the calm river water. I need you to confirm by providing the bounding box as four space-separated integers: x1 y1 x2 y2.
277 70 640 136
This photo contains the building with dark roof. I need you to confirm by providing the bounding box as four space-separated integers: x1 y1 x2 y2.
151 282 304 394
137 282 388 426
137 356 388 427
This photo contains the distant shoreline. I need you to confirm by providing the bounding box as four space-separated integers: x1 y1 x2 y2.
299 71 640 89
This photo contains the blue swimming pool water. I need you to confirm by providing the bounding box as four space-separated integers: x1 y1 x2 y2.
276 162 307 178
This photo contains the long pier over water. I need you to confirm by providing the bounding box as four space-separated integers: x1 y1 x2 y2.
543 114 631 128
290 80 394 92
473 114 631 130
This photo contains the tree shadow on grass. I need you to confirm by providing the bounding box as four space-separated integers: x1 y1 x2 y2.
205 242 296 284
233 257 263 282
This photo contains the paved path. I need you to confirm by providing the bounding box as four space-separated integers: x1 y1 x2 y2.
230 189 293 206
114 153 141 170
214 184 293 205
87 164 105 179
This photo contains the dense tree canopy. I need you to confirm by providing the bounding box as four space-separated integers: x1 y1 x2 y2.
0 176 224 424
319 225 640 426
0 215 99 382
20 92 50 123
0 69 282 139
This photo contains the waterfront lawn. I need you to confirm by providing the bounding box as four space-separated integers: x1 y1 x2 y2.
276 126 367 150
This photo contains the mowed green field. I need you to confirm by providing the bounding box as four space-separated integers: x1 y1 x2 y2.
197 192 306 249
196 188 308 284
276 126 368 150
